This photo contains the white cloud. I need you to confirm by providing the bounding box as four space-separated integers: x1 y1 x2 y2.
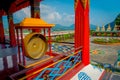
22 7 31 17
40 4 74 26
62 14 74 25
13 4 74 26
13 7 31 23
46 12 61 21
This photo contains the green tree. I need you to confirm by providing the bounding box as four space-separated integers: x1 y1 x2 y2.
115 14 120 25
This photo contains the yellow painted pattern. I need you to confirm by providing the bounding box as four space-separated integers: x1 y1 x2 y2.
81 0 87 8
75 0 89 10
56 61 81 80
25 56 53 68
74 0 79 10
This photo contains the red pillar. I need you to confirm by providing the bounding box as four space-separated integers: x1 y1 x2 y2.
0 17 5 43
83 0 90 65
7 14 16 47
75 0 84 49
75 0 90 65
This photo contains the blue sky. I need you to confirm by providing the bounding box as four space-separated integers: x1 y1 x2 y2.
41 0 120 26
2 0 120 28
90 0 120 26
40 0 74 26
41 0 74 14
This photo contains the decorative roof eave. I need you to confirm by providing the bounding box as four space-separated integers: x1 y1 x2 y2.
74 0 79 10
81 0 87 8
15 18 55 28
81 0 89 9
74 0 89 10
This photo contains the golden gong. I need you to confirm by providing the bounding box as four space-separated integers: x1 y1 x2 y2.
24 33 48 59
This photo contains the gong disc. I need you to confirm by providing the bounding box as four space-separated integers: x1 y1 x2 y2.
24 33 48 59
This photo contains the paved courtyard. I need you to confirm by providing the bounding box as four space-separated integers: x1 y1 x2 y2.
90 37 120 66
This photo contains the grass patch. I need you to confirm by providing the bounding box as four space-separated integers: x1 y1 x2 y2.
93 38 120 44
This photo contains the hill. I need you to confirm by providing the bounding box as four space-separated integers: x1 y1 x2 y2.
90 24 97 30
115 13 120 25
52 24 97 31
105 13 120 30
52 24 74 31
105 21 115 31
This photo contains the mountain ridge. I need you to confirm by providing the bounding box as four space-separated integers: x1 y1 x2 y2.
2 13 120 31
105 13 120 31
52 24 97 31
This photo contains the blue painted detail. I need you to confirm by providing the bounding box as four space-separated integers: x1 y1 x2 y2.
51 44 74 53
34 68 52 80
34 51 82 80
92 65 102 72
78 72 91 80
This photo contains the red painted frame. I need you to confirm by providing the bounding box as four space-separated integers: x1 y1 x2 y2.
15 26 52 66
0 0 90 79
0 17 5 44
75 0 89 65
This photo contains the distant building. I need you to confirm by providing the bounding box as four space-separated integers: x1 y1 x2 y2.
117 25 120 31
106 24 111 31
96 26 100 31
93 24 120 37
101 25 105 31
113 24 118 31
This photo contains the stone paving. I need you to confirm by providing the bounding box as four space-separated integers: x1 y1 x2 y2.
90 37 120 79
90 37 120 66
53 37 120 66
